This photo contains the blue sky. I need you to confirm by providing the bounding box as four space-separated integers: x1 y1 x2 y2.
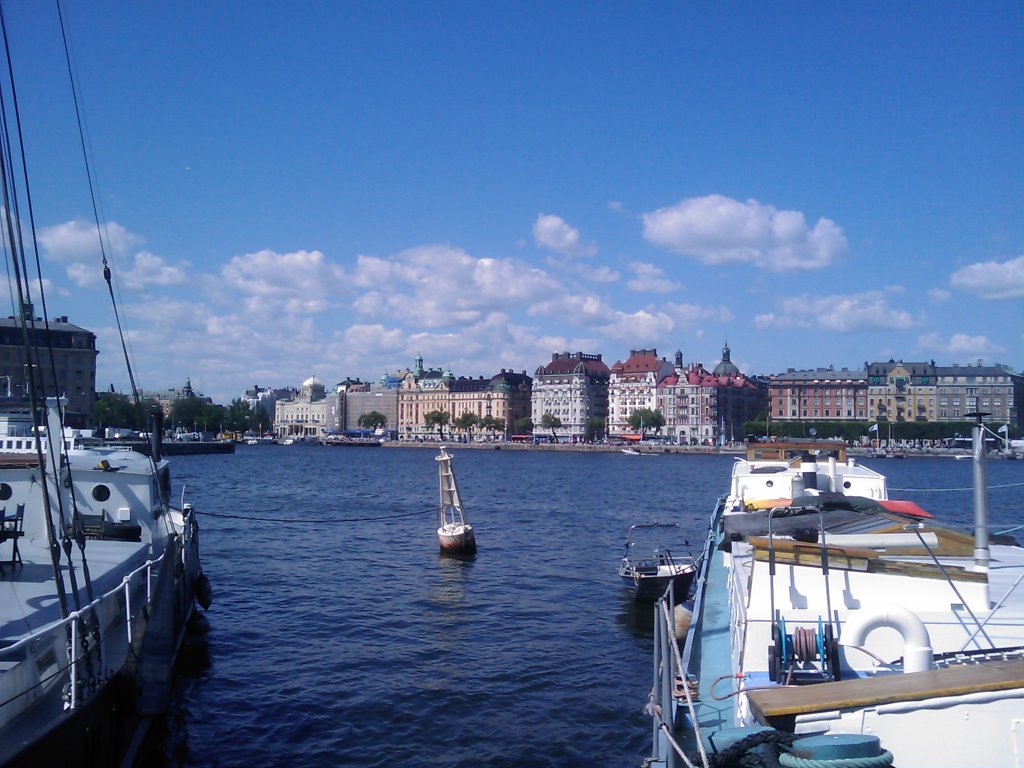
4 1 1022 404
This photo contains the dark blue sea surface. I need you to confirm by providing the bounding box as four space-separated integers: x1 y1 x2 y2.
150 447 1024 767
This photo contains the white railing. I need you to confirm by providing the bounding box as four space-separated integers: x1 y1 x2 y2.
0 549 167 711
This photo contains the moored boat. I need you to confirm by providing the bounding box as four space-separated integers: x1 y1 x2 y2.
0 400 209 766
436 446 476 555
643 432 1024 768
619 523 695 603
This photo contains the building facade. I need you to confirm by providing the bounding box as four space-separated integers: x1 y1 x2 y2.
344 378 401 434
607 348 674 436
933 362 1022 427
0 304 97 428
768 367 868 423
530 352 610 441
866 361 937 423
274 375 330 438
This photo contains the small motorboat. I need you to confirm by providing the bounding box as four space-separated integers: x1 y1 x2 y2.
436 446 476 555
619 523 695 603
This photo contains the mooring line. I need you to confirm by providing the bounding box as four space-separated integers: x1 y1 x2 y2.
195 509 430 523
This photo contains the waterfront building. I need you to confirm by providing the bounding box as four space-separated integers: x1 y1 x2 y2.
242 384 280 431
933 361 1022 427
530 351 610 442
344 377 401 434
397 358 454 440
448 370 532 439
0 303 96 428
768 367 868 423
866 360 937 423
607 348 674 436
141 378 215 425
274 375 329 439
396 354 531 440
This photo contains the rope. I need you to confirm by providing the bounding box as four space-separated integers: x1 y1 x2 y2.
778 751 893 768
196 508 431 524
659 723 701 768
707 729 797 767
889 481 1024 492
659 600 710 768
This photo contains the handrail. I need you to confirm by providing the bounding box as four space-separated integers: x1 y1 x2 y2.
0 549 167 710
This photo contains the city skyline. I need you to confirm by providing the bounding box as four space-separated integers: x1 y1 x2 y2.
4 2 1021 405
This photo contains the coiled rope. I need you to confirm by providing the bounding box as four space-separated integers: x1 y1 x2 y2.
778 751 893 768
707 729 797 767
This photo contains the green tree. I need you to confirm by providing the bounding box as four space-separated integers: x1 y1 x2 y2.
480 415 505 438
223 398 257 434
540 412 562 440
171 397 224 435
93 393 161 431
424 410 450 439
513 416 533 435
628 408 665 439
454 411 479 437
358 411 387 430
585 417 606 443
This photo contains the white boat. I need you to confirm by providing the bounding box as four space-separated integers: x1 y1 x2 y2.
619 523 695 603
0 17 210 764
436 446 476 555
644 432 1024 768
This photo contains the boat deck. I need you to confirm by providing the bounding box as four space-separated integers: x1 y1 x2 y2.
0 532 151 642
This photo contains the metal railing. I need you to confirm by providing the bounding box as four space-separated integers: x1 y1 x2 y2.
0 549 166 712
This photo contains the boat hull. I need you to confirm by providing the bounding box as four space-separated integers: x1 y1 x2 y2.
620 563 696 603
0 507 204 767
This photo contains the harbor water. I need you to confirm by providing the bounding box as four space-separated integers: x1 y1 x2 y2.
146 446 1024 767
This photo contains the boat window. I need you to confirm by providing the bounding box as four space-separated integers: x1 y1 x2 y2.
0 483 10 500
92 485 111 502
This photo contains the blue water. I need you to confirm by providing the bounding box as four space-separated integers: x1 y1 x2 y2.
148 447 1024 767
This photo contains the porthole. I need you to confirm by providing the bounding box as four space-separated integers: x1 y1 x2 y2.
765 480 773 488
843 481 852 489
92 485 111 502
0 483 11 500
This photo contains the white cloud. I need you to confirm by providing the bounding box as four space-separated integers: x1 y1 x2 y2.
532 214 597 257
626 262 681 294
529 293 614 323
583 265 619 283
350 245 559 328
927 288 951 303
949 255 1024 300
37 219 142 262
597 309 675 343
664 302 735 325
221 249 346 314
754 290 914 332
917 332 1004 359
642 194 847 271
344 324 408 353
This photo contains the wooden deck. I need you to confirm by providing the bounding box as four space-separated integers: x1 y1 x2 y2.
748 657 1024 729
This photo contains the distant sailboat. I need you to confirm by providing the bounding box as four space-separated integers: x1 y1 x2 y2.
436 446 477 555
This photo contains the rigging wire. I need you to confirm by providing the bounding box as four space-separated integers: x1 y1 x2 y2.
889 481 1024 492
0 1 80 622
54 1 144 412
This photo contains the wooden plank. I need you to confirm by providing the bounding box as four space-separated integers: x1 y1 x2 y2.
749 537 986 582
748 658 1024 724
